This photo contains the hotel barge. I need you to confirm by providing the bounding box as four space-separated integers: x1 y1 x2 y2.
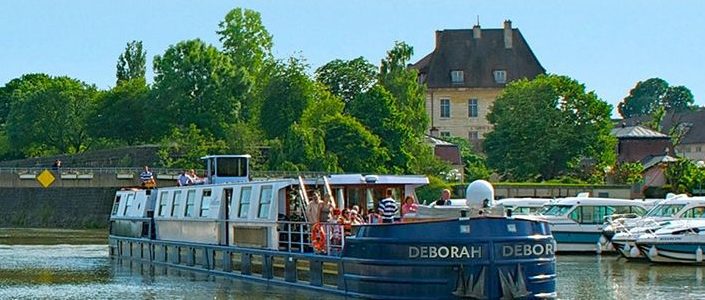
109 155 556 299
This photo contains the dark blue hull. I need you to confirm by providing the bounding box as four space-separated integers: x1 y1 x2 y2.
342 217 556 299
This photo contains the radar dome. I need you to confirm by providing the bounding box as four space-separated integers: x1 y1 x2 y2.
466 180 495 210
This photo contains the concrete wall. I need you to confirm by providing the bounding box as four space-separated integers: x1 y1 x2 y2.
0 187 116 228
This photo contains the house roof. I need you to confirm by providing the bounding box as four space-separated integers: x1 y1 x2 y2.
424 135 463 165
621 110 705 144
641 154 677 170
410 26 545 88
611 125 670 139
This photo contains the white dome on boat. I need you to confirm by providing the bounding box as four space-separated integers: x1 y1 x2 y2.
466 180 495 210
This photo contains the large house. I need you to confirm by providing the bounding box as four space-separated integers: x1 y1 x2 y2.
411 20 545 148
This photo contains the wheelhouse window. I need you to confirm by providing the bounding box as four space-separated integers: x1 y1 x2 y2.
493 70 507 83
171 191 182 217
217 157 248 177
468 98 478 118
200 189 212 217
682 207 705 218
238 187 252 218
184 190 196 217
158 192 169 217
450 70 464 84
123 194 134 216
258 186 273 219
541 205 573 216
440 99 450 118
646 204 686 217
111 195 121 215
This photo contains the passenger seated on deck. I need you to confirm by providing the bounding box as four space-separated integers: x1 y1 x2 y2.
187 169 205 185
139 166 156 188
350 210 364 225
434 189 452 206
401 195 418 216
177 170 189 186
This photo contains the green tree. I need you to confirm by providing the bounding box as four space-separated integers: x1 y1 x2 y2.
315 57 378 105
618 78 668 118
323 114 389 173
0 73 53 127
151 39 249 139
89 79 149 145
6 76 99 155
260 57 315 139
157 124 228 169
614 162 644 185
665 158 703 194
378 41 428 136
484 74 615 181
116 40 147 85
663 85 695 112
218 8 273 79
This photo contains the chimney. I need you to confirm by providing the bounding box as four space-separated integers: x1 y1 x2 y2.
503 20 513 49
435 30 442 49
473 25 481 39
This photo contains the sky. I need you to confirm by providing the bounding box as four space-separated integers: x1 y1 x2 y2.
1 1 704 117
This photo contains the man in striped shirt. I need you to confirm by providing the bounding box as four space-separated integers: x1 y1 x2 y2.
378 189 398 224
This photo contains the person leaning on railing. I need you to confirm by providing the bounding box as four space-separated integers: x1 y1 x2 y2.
139 166 156 188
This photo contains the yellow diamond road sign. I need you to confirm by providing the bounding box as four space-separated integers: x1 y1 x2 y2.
37 169 56 188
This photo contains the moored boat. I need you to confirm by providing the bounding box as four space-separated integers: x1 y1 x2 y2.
109 155 556 299
636 219 705 264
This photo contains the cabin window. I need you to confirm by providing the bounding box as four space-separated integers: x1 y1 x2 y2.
123 194 134 216
683 207 705 218
200 189 212 217
258 186 273 219
111 195 121 215
238 187 252 218
185 190 196 217
570 206 613 224
218 157 248 177
171 191 182 217
631 206 646 216
158 192 169 217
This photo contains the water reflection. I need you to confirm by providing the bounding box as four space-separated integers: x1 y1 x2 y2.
557 255 705 299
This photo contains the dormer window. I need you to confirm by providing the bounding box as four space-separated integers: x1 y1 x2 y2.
450 70 464 84
493 70 507 83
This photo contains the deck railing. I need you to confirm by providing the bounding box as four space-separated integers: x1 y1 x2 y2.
277 221 345 256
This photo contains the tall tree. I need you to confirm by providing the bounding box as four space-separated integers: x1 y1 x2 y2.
116 40 147 85
315 57 378 105
484 74 615 181
323 114 389 173
150 39 250 139
0 73 52 127
617 78 695 118
88 79 149 145
260 57 315 139
6 76 99 155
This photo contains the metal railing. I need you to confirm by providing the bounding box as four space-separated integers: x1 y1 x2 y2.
277 221 345 256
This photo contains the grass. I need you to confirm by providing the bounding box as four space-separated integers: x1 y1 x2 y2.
0 228 107 245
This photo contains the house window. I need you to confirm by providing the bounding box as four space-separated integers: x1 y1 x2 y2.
468 98 478 118
493 70 507 83
697 146 703 152
238 187 252 218
469 131 479 140
440 131 451 138
450 70 464 83
440 99 450 118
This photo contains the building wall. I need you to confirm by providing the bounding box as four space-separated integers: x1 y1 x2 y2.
0 187 116 228
617 139 672 163
675 142 705 161
427 87 502 142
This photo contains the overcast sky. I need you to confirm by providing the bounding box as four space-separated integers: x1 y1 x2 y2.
1 0 703 116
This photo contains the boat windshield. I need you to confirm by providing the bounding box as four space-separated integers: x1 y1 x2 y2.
541 205 574 216
645 204 686 217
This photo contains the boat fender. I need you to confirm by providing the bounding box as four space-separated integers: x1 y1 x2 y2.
629 245 640 258
595 242 602 254
697 247 703 263
599 236 607 245
648 246 658 258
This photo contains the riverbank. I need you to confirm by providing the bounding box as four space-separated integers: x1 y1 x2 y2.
0 228 107 245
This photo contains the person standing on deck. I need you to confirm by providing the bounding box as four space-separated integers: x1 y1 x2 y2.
177 170 189 186
306 192 322 223
378 188 398 223
140 166 155 187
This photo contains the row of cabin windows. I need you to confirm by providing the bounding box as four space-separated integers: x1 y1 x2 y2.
440 98 479 118
154 186 273 219
568 205 647 224
450 70 507 84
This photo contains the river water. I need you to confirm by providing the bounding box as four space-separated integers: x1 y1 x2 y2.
1 229 705 299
